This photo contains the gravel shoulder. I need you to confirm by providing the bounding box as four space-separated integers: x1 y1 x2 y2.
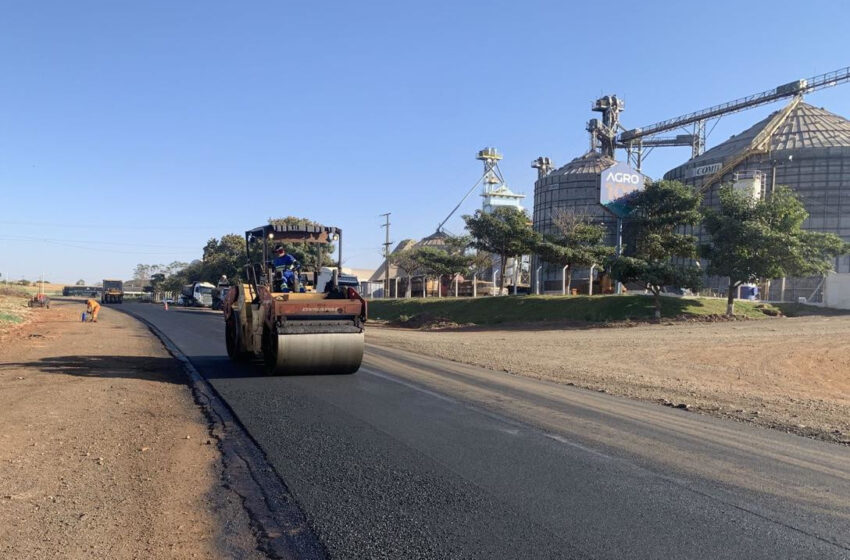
366 315 850 444
0 298 267 559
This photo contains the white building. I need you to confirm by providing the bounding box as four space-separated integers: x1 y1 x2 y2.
478 147 529 291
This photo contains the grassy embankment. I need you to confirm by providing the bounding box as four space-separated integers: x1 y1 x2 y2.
367 295 843 326
0 287 32 327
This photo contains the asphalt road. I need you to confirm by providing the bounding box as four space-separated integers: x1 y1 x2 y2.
120 302 850 560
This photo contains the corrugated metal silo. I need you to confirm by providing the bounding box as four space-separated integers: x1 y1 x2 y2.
532 150 618 291
664 100 850 301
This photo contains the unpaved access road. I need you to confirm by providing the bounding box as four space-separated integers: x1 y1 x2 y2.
0 298 266 559
366 314 850 444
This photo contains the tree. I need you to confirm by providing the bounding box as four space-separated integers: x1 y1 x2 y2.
75 279 86 286
535 209 614 293
133 264 151 285
411 242 473 297
164 261 188 277
149 273 167 292
608 180 703 319
466 250 493 276
411 246 447 296
268 217 336 269
702 185 850 316
390 247 422 298
463 207 538 293
131 261 189 296
440 235 475 296
161 260 201 293
202 234 247 282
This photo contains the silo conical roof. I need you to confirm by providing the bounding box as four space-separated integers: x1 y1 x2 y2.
550 151 617 176
417 230 450 247
666 102 850 177
369 239 417 282
770 102 850 150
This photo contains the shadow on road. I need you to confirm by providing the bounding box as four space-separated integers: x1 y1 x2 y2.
164 307 221 315
188 355 354 380
0 355 189 384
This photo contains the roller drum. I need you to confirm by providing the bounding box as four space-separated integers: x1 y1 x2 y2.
266 332 364 375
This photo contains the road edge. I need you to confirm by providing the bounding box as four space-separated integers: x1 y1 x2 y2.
123 306 327 560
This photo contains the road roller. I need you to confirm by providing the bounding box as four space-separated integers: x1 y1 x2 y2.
223 223 367 375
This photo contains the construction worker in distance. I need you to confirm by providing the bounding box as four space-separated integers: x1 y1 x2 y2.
272 245 298 291
85 298 101 323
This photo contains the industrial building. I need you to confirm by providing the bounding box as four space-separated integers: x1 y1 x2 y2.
530 67 850 300
531 151 620 292
664 100 850 300
369 234 455 298
371 148 530 297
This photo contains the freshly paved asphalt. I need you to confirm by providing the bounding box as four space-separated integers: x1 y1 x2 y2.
120 302 850 560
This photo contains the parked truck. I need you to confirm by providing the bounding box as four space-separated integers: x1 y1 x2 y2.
101 279 124 304
181 281 215 307
212 276 231 311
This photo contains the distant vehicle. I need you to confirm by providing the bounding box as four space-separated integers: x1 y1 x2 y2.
212 276 231 311
27 293 50 308
180 281 215 307
63 286 102 297
101 279 124 304
316 267 359 293
660 286 693 297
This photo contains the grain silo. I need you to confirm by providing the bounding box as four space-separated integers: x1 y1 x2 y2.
664 99 850 301
531 151 621 292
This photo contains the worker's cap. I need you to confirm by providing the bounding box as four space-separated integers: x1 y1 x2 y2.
274 245 285 253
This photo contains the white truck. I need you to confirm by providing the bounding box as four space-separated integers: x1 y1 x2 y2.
315 267 359 293
180 281 215 307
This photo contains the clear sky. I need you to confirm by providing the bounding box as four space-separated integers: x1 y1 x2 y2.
1 0 848 284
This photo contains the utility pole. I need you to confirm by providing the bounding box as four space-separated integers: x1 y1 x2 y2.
380 213 392 298
615 217 623 295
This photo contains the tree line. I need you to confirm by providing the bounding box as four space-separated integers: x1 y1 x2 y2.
391 180 848 318
133 217 336 294
134 183 848 318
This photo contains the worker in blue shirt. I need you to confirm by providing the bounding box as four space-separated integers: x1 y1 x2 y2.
273 245 298 290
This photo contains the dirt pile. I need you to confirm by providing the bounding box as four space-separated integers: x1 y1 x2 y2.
390 312 473 330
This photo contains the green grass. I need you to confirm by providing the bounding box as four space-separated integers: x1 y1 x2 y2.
366 295 801 325
0 311 23 324
0 293 30 325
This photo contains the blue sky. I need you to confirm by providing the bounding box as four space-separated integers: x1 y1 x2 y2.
1 0 848 284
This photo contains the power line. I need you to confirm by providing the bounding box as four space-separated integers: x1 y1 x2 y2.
0 234 197 250
0 235 195 256
0 220 216 231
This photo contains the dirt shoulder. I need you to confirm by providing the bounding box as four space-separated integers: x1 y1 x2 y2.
366 315 850 445
0 298 266 559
